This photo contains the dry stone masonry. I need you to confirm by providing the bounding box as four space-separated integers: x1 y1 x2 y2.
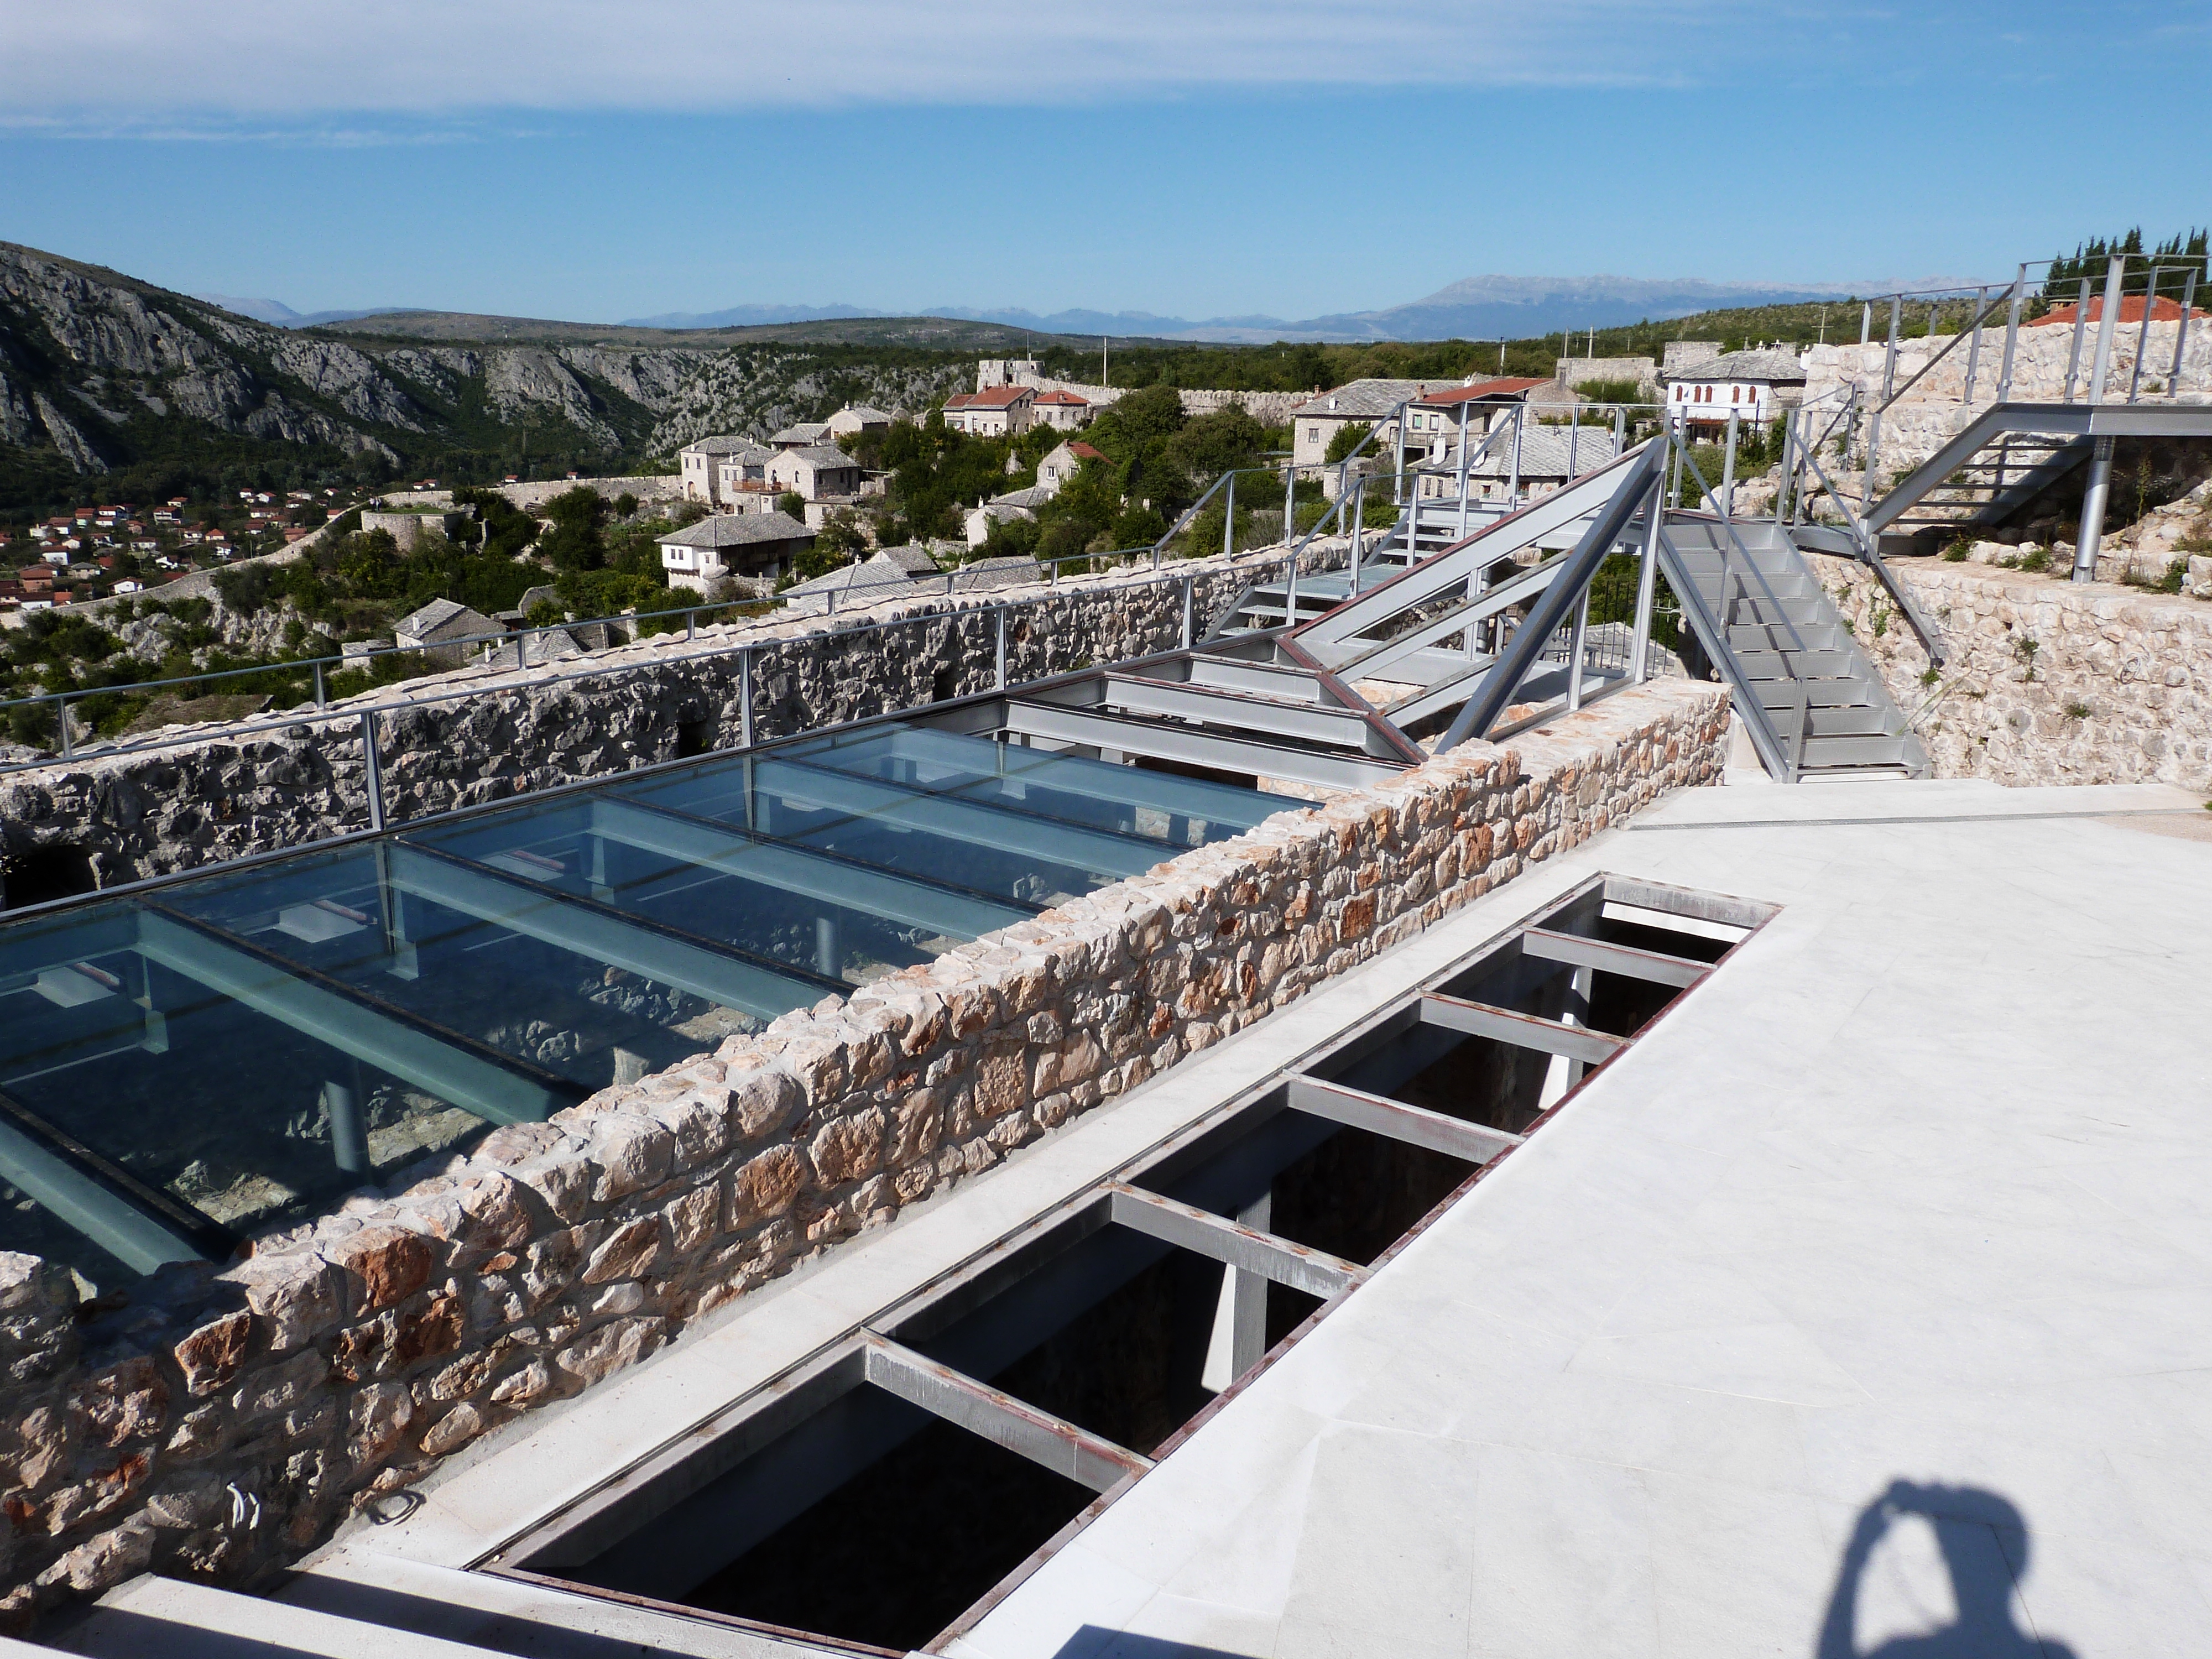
1815 551 2212 788
0 542 1339 900
0 679 1727 1626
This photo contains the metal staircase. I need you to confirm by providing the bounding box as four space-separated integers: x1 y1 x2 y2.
1660 517 1929 779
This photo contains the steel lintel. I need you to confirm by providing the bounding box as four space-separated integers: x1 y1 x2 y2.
1105 1181 1366 1300
387 843 834 1020
584 797 1032 940
1285 1074 1524 1166
1519 926 1707 988
759 758 1165 879
0 1109 205 1275
860 1333 1151 1494
134 909 573 1125
1417 992 1625 1066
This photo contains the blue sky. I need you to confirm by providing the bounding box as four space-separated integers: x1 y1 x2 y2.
2 2 2206 324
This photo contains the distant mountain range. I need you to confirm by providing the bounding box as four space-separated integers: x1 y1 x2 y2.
205 273 1871 345
623 275 1872 343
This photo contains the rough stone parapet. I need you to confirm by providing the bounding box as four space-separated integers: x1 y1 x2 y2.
1812 551 2212 787
0 540 1349 897
0 680 1728 1625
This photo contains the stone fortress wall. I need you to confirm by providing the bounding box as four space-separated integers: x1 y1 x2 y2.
0 677 1728 1625
0 540 1344 900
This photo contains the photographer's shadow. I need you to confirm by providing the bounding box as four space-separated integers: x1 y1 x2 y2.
1818 1481 2076 1658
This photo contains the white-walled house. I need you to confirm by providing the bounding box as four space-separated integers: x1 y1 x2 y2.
657 512 816 593
942 387 1035 437
1037 439 1107 491
1661 349 1807 431
1030 390 1091 431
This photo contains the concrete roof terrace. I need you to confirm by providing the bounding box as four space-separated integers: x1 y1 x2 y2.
949 777 2212 1659
166 773 2212 1659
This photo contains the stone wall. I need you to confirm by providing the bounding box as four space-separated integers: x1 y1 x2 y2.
1556 357 1658 397
1800 321 2212 481
383 476 684 513
0 542 1345 900
0 678 1728 1625
1814 551 2212 787
1004 372 1307 427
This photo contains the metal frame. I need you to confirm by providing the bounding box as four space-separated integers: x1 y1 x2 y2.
482 871 1777 1656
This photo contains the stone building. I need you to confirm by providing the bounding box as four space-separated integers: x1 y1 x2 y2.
656 510 815 592
677 435 759 506
1660 347 1807 432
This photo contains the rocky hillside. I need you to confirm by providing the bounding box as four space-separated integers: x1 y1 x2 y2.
0 242 983 515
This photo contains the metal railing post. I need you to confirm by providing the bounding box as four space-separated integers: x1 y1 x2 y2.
995 606 1008 688
2129 266 2162 404
1960 285 1985 400
1282 460 1295 558
687 608 697 641
1565 586 1590 712
1720 408 1739 522
1393 408 1407 507
1181 575 1193 649
1876 295 1900 404
1454 403 1473 539
54 696 72 761
1997 267 2026 402
739 646 754 747
359 711 384 832
313 661 327 707
2173 266 2200 388
1223 472 1236 559
2063 277 2092 401
1284 543 1298 629
2089 253 2126 404
1506 405 1524 505
1631 477 1663 684
1774 413 1794 527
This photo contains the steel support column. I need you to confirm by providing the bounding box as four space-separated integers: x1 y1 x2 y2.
2073 433 2118 583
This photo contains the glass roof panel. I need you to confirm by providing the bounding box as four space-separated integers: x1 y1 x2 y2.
782 724 1281 850
618 753 1171 908
0 712 1276 1286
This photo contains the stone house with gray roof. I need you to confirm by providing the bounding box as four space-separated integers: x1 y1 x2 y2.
657 510 816 594
1661 348 1807 432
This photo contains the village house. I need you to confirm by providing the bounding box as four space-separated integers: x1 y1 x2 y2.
1037 439 1107 491
942 386 1035 437
1661 347 1807 432
678 435 760 506
825 404 894 439
1030 389 1092 431
714 445 777 507
769 421 833 451
766 446 867 518
656 510 816 594
393 597 500 669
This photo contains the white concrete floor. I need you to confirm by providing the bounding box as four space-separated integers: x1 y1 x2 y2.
948 780 2212 1659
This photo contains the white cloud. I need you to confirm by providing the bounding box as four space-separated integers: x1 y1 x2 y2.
2 1 1788 124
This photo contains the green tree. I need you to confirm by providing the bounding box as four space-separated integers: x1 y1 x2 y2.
539 487 608 571
776 489 807 521
1324 422 1373 465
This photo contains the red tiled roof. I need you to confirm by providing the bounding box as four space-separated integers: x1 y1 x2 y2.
943 393 974 408
1033 390 1088 405
2030 295 2206 326
1416 377 1550 406
964 386 1033 408
1068 441 1107 461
